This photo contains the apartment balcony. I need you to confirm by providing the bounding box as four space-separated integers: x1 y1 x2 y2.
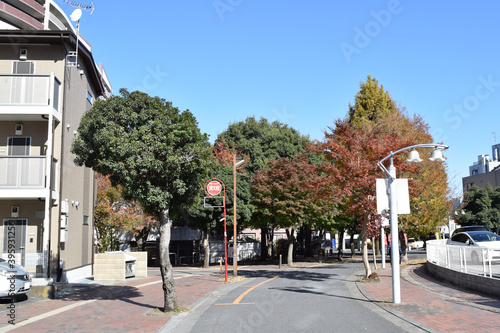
0 156 58 200
0 74 61 122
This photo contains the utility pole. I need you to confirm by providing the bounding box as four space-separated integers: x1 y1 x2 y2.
233 155 244 277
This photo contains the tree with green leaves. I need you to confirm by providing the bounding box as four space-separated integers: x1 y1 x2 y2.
457 184 500 231
178 141 251 268
348 75 399 127
216 117 310 260
71 89 211 312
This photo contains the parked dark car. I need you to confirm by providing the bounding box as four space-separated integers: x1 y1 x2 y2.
452 225 489 237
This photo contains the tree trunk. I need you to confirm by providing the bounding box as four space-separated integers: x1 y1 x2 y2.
372 237 378 270
399 230 407 263
266 228 273 259
361 214 372 278
286 229 294 267
202 229 210 269
318 229 324 262
304 224 312 257
260 227 268 261
350 231 356 258
270 228 275 259
337 229 344 261
159 209 178 312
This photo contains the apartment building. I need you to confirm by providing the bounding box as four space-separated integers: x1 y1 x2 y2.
0 0 111 284
463 143 500 193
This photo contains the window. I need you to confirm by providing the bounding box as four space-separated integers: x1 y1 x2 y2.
83 215 89 225
12 61 34 74
7 137 31 156
87 91 92 104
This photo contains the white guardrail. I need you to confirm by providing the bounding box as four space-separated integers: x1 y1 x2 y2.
426 239 500 278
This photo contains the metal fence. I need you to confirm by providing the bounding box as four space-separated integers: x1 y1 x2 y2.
426 239 500 278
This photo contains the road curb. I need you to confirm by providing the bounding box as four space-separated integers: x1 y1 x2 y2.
350 267 437 333
159 277 254 333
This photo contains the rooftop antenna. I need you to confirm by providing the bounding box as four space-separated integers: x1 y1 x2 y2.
64 1 94 15
64 1 94 67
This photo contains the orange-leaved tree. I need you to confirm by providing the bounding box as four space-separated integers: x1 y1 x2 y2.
310 119 416 277
251 154 331 266
95 173 157 253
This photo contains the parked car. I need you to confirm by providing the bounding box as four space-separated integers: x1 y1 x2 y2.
452 225 489 236
0 259 31 298
407 238 424 250
447 231 500 264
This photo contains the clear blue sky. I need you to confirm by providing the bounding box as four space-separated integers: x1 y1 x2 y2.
56 0 500 196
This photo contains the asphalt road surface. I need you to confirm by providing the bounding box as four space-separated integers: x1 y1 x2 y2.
165 262 427 333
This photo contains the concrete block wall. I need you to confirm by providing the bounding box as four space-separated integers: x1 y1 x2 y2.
94 252 148 281
427 262 500 297
94 252 126 281
126 252 148 278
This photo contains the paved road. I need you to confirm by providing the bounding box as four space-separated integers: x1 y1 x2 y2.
165 263 425 333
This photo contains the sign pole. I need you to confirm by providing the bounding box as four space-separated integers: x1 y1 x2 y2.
204 178 227 282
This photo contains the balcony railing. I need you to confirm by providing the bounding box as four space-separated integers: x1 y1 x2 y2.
0 156 46 188
0 74 61 112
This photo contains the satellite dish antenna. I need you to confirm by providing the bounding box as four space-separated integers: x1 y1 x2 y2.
70 8 82 22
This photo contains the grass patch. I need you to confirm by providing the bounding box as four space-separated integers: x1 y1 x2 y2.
147 306 190 316
220 276 247 283
358 272 381 283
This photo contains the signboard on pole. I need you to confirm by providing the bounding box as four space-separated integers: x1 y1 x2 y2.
376 178 410 215
206 180 222 197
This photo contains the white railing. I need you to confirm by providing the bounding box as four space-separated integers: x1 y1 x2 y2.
0 156 46 188
426 239 500 278
1 252 44 266
0 74 61 111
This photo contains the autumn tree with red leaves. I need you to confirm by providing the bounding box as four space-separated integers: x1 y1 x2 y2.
251 154 332 266
310 76 450 275
95 173 157 253
311 119 416 277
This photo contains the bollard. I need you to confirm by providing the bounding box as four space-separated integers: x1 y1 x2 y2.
279 254 282 269
220 258 222 275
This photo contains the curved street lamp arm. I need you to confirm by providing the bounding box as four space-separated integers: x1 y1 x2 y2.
378 143 449 165
376 143 449 179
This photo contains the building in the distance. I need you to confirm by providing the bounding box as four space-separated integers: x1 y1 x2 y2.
0 0 111 284
463 143 500 192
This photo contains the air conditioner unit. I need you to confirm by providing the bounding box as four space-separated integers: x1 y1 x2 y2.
60 215 68 228
11 206 19 218
20 49 27 60
60 229 68 242
61 199 69 214
15 124 23 135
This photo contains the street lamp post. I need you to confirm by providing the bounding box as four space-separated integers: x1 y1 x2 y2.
377 143 448 304
233 155 244 278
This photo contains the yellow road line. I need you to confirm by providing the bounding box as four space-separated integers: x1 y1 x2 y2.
216 276 278 306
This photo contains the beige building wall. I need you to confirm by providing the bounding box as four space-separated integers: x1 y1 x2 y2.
57 59 96 271
0 41 97 279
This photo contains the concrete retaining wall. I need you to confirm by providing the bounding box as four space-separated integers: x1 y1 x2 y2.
427 262 500 297
94 251 147 281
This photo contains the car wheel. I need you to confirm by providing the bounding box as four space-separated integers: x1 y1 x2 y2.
471 251 481 264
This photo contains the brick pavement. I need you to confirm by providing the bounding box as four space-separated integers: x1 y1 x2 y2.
0 269 224 333
1 263 499 332
358 263 500 333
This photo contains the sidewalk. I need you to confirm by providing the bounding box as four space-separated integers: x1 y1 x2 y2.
1 263 499 332
358 263 500 333
0 268 225 332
